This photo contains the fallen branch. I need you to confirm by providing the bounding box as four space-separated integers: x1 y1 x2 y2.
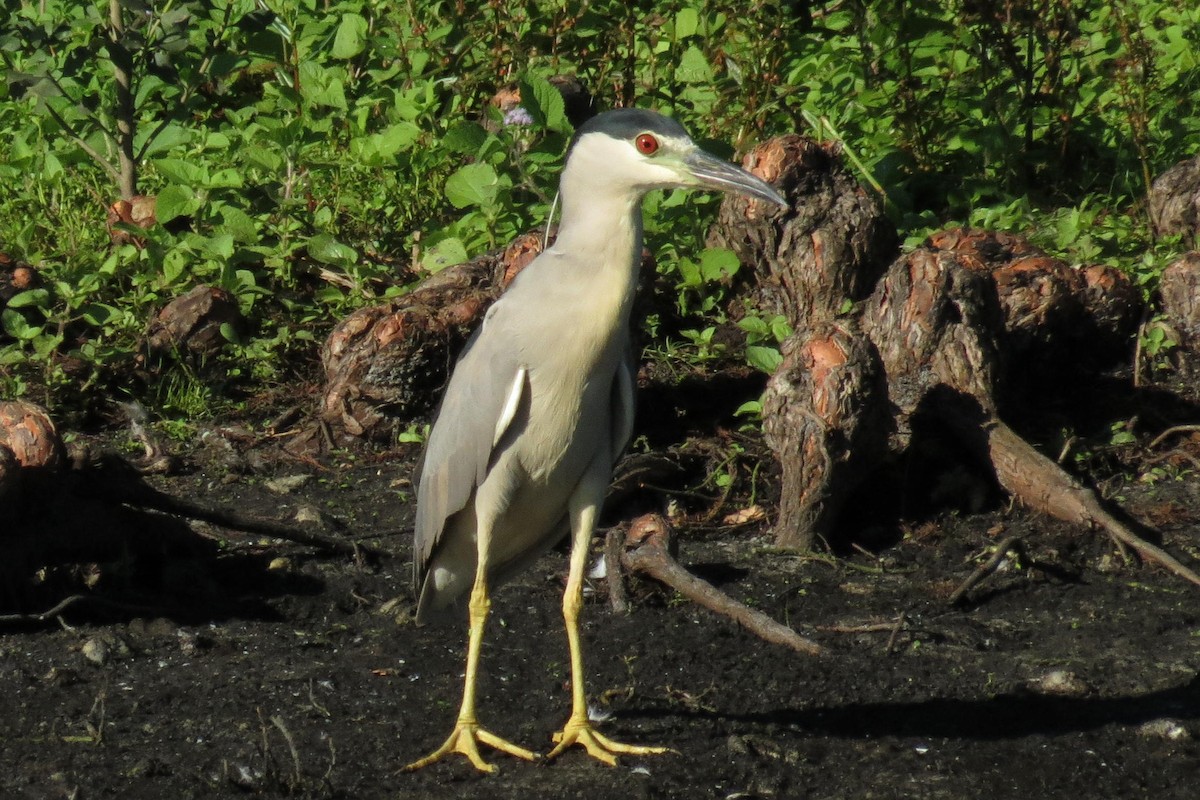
115 477 388 561
947 531 1026 605
1149 424 1200 450
980 417 1200 588
619 514 822 656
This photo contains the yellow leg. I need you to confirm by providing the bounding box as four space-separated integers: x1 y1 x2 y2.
404 572 538 773
546 488 675 765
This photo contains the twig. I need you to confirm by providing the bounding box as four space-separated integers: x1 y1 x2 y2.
884 612 907 655
270 715 304 790
1149 424 1200 450
0 595 90 625
131 485 386 560
0 594 165 626
1132 308 1150 388
817 620 901 634
604 527 629 614
948 532 1025 605
620 514 822 656
82 457 389 560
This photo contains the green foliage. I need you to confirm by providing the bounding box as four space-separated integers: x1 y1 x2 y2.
0 0 1197 413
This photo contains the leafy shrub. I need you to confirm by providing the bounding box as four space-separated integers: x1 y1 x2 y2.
0 0 1196 411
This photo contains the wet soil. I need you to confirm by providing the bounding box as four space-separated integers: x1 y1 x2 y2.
2 432 1200 800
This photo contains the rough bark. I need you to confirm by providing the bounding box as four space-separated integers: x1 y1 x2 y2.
620 513 822 655
708 135 898 330
861 247 1006 429
1 253 38 306
1149 155 1200 245
0 442 16 509
0 400 64 473
1160 252 1200 351
144 285 244 362
0 400 64 521
319 230 557 440
926 228 1142 365
762 323 889 549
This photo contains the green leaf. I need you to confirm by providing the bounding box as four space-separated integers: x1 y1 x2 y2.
162 248 188 284
307 233 358 268
1 309 39 340
444 121 488 154
80 303 117 326
219 322 242 344
746 345 783 374
421 237 468 272
677 257 702 287
200 233 235 261
698 248 740 281
675 7 700 39
155 184 198 224
207 168 244 189
299 62 347 109
4 288 50 309
444 163 500 209
155 158 208 186
139 123 192 158
331 13 368 59
675 45 713 84
519 75 568 133
734 399 762 418
219 206 259 243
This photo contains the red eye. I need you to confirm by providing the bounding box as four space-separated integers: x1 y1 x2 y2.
635 133 659 155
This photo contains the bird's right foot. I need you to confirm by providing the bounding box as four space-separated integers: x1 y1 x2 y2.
403 722 538 773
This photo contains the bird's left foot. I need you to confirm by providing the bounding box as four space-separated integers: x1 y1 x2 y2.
546 717 674 766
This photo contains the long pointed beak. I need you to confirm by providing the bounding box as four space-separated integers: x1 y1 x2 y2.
684 149 788 208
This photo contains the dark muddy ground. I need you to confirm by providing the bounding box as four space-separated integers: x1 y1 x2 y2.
2 420 1200 799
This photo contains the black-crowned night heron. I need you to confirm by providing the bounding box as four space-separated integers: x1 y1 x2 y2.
406 108 786 773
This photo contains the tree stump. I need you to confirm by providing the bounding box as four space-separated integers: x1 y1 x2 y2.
319 231 554 440
0 400 64 520
762 323 890 549
862 247 1006 425
926 228 1142 367
1 253 38 306
1160 252 1200 352
1149 155 1200 245
145 285 244 363
708 135 898 330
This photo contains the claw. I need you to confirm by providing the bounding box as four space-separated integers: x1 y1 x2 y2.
404 722 538 773
546 717 674 766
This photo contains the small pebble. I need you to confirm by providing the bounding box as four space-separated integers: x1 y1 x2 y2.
294 505 322 525
81 638 109 666
1139 719 1191 741
1029 669 1091 696
265 474 312 494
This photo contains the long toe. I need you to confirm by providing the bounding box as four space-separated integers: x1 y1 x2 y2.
546 718 674 766
404 723 538 773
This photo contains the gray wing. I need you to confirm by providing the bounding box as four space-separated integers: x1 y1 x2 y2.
412 303 527 596
609 335 636 465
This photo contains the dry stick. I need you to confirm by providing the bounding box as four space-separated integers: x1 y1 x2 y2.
983 418 1200 587
604 527 630 614
0 594 165 625
0 594 88 624
947 532 1025 605
117 480 387 560
884 612 907 655
1149 424 1200 450
620 515 822 656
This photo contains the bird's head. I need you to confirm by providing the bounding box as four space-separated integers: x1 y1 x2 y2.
562 108 787 208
